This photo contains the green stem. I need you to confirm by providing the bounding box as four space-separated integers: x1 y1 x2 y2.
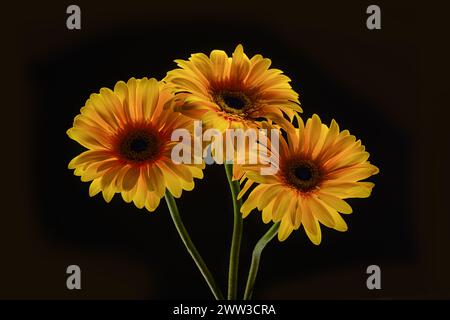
165 191 224 300
224 163 243 300
244 222 280 300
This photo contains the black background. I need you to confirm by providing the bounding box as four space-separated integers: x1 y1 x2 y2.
3 0 449 299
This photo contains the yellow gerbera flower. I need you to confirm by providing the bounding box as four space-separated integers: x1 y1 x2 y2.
67 78 204 212
165 44 301 132
237 115 379 244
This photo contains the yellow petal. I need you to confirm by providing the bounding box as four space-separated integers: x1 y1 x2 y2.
308 196 336 228
190 53 213 80
293 199 303 229
321 181 374 199
150 164 166 198
210 50 229 80
328 164 379 182
278 216 294 241
300 200 322 245
241 184 269 217
165 161 193 183
318 192 353 214
170 76 206 95
126 77 140 121
157 162 182 198
67 127 109 150
307 114 323 154
68 150 107 169
99 87 126 125
132 176 147 209
262 200 275 223
144 165 156 192
101 166 120 190
237 178 253 200
121 180 138 203
317 198 348 232
122 166 140 191
246 55 271 84
88 178 102 197
188 165 204 179
256 183 283 210
271 191 291 222
230 44 250 82
141 78 159 120
315 119 337 160
246 171 279 184
101 167 120 203
114 80 131 122
145 192 161 212
90 92 120 130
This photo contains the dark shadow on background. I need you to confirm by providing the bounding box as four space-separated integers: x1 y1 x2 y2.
28 21 414 298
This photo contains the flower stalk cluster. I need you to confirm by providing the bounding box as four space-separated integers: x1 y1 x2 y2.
67 45 378 299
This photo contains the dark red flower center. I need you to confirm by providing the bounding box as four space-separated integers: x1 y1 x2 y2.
118 128 161 162
284 159 321 192
215 90 251 114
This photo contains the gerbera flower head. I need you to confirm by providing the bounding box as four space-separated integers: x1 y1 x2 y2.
237 114 379 244
165 44 301 132
67 78 204 212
